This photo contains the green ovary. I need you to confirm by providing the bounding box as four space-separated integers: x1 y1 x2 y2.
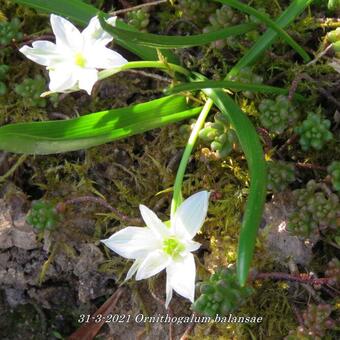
74 53 86 67
163 237 185 258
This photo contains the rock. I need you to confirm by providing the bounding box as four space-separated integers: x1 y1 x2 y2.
0 200 13 249
0 200 37 250
261 193 314 266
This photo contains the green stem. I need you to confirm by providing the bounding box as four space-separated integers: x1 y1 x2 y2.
170 99 214 217
98 61 191 80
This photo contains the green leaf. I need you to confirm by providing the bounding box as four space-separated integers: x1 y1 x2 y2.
0 96 201 154
214 0 310 62
99 16 257 48
228 0 313 77
190 73 267 287
14 0 179 63
164 80 305 100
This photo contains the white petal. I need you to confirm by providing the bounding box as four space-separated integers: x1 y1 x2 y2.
101 227 160 259
19 41 65 67
48 68 77 93
135 250 171 280
82 16 117 47
139 205 170 238
50 14 82 51
184 240 201 253
167 254 196 303
125 259 142 281
165 272 173 309
173 191 210 238
76 68 98 95
85 47 128 69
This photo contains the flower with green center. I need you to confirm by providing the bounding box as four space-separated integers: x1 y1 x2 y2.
101 191 210 308
19 14 127 94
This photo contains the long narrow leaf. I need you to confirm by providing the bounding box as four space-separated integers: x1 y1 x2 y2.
165 80 304 100
214 0 310 62
99 17 256 48
190 73 267 287
14 0 179 63
228 0 313 77
0 96 201 154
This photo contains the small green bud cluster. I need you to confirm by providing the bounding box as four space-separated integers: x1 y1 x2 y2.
203 5 242 49
178 0 217 23
26 200 60 230
285 304 335 340
259 95 299 134
294 113 333 151
328 161 340 191
0 18 23 45
267 161 295 192
326 27 340 58
198 113 239 158
287 180 339 237
0 64 9 95
328 0 340 11
192 268 254 317
126 9 150 32
325 258 340 286
14 75 46 107
227 67 263 98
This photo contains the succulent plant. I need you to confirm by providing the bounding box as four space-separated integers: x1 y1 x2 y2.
26 200 60 231
14 75 47 107
287 180 339 237
126 9 150 32
295 113 333 151
259 95 300 134
203 5 243 49
178 0 217 24
0 18 23 45
192 267 254 317
198 112 239 159
226 67 263 98
328 0 340 11
267 161 295 192
327 161 340 191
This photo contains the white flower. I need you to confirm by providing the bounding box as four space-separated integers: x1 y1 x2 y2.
101 191 210 308
19 14 127 95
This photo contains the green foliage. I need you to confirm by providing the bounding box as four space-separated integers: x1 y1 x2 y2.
0 81 6 95
328 0 340 11
259 95 299 134
0 17 23 45
226 66 263 98
287 180 339 237
126 9 150 32
267 160 295 192
14 75 47 107
203 5 243 49
295 112 333 151
328 161 340 191
177 0 217 24
198 112 239 158
192 268 254 317
26 200 60 230
285 304 335 340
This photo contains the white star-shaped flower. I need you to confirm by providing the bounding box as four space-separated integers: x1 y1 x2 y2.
101 191 210 308
19 14 127 95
